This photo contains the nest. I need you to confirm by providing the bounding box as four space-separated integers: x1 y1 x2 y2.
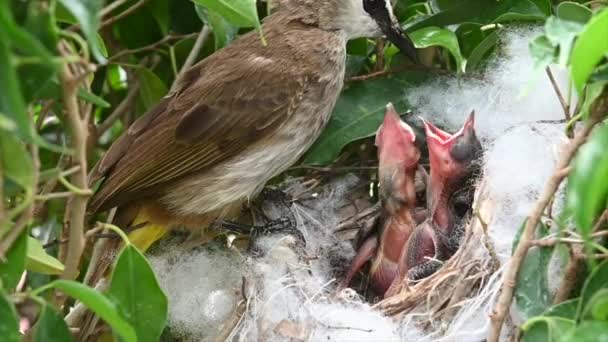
374 177 501 332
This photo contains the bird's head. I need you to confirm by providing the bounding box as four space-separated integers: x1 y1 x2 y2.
422 111 482 187
376 103 420 214
274 0 418 62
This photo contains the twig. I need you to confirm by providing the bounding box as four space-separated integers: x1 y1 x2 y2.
346 65 448 82
554 209 608 303
107 33 198 63
100 0 129 17
332 203 380 232
99 0 146 30
553 244 584 303
172 26 210 91
58 60 91 281
488 91 607 342
545 67 571 120
97 82 140 136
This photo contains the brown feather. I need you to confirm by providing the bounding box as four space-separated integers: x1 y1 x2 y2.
87 12 337 214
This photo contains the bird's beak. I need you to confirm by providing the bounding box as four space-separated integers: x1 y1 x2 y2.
365 1 418 63
381 21 419 64
420 112 476 150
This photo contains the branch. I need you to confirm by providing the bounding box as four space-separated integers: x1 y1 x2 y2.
180 26 210 75
545 67 571 120
170 26 210 92
58 61 91 281
99 0 146 30
97 82 140 136
488 90 608 342
107 33 198 63
346 65 449 82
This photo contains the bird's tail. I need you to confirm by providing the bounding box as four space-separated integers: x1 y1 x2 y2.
127 210 169 252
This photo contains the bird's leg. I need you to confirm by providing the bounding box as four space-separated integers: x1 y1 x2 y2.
338 236 378 291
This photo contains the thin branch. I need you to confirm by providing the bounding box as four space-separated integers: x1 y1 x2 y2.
107 33 198 63
97 82 140 136
488 90 607 342
180 26 210 75
346 65 449 82
58 59 91 281
554 209 608 303
99 0 147 30
100 0 129 17
545 67 571 120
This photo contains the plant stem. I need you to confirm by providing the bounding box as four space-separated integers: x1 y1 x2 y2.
488 90 607 342
58 61 91 281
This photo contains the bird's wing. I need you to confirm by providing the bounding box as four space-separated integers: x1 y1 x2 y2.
88 42 310 212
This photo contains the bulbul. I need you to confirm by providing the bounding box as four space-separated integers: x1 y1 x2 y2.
87 0 418 249
385 113 481 296
339 104 420 296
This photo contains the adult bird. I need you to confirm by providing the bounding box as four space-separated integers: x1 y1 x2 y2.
87 0 419 251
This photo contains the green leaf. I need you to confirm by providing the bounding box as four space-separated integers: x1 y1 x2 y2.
34 304 72 342
587 289 608 321
557 2 592 24
544 299 580 319
0 289 20 342
514 222 553 320
304 72 425 165
0 24 31 139
192 0 260 29
578 260 608 319
57 0 106 63
529 35 557 71
521 316 575 342
410 26 465 73
0 132 33 189
195 4 238 50
19 1 59 100
544 16 584 66
107 245 168 342
0 1 59 105
147 0 170 34
493 0 547 22
0 112 17 132
37 280 137 342
559 321 608 342
568 124 608 237
578 82 607 120
407 0 545 32
0 232 27 291
466 30 498 71
571 9 608 94
136 68 168 112
77 88 111 108
26 237 64 275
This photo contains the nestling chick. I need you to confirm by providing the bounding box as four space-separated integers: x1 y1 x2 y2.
339 103 420 296
385 112 482 296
